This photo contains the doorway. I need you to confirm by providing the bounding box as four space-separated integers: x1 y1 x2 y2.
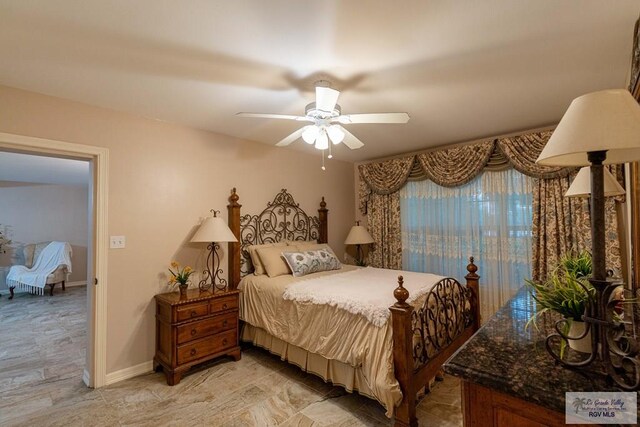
0 132 108 388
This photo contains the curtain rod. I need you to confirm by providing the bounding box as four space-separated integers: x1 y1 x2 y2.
356 123 557 165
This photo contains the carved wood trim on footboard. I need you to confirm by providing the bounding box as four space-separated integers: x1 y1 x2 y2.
390 258 481 427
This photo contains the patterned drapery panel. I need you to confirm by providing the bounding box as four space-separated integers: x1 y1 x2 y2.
367 192 402 269
358 156 415 195
531 175 622 282
497 131 575 179
358 156 415 216
416 140 495 187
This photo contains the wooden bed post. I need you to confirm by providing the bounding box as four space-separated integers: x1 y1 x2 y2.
390 276 418 427
227 188 242 290
465 256 481 330
318 196 328 244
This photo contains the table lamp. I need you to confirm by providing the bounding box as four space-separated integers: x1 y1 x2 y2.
537 89 640 390
191 210 238 292
565 166 626 198
344 221 374 266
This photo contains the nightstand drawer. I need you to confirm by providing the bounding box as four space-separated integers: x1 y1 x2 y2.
177 329 237 365
176 302 208 322
210 295 238 313
176 312 237 344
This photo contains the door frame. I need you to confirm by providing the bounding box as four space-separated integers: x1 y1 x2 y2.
0 132 109 387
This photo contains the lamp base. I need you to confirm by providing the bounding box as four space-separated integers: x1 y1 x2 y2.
198 242 228 293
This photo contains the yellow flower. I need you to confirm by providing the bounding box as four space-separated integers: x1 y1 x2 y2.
184 266 193 273
170 261 179 269
168 276 176 284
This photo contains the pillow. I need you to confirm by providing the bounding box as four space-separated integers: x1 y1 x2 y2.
293 242 336 256
282 249 342 278
247 242 287 275
256 245 292 278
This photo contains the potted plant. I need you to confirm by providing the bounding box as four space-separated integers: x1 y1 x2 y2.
168 261 194 297
526 250 595 354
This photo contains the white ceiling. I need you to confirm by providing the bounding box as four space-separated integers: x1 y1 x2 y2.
0 1 638 162
0 151 90 186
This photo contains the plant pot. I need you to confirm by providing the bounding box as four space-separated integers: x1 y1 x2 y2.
178 283 188 297
568 320 592 354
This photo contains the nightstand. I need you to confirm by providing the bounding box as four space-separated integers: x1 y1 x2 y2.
154 288 241 385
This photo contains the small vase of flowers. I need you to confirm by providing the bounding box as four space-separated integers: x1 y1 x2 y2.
168 261 194 297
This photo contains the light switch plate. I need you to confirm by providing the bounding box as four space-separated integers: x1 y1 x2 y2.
110 235 125 249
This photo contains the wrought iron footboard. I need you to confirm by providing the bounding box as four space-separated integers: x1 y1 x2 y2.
411 277 475 369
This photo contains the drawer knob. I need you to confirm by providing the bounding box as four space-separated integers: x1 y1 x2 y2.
190 329 197 336
190 310 197 317
222 338 228 345
190 348 196 356
222 320 228 327
222 303 228 310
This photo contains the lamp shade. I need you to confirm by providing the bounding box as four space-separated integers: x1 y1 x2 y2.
191 216 237 243
344 225 374 245
565 167 626 198
537 89 640 166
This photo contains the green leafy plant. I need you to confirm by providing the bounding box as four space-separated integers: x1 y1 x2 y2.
525 250 595 358
525 250 595 325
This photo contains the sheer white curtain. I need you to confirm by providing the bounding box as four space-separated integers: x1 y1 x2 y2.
400 168 533 322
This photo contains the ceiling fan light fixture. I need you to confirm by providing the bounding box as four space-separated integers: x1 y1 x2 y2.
315 129 329 150
302 125 319 144
327 125 345 144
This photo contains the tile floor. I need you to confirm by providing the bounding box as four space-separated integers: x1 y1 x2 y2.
0 286 462 426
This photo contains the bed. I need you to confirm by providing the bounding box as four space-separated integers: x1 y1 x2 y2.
225 188 480 427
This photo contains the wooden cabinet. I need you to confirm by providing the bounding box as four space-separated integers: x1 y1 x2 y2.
461 380 592 427
154 289 241 385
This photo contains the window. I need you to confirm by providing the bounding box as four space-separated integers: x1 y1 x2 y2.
400 168 533 321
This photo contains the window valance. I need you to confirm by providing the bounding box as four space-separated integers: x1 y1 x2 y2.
358 130 574 214
496 131 574 179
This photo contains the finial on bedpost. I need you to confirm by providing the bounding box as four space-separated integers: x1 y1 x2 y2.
465 256 481 330
320 196 326 209
229 187 240 207
394 275 410 306
466 256 478 278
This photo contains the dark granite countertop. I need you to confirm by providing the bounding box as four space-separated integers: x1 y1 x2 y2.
444 286 639 414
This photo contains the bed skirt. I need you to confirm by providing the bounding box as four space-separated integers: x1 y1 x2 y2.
240 322 387 411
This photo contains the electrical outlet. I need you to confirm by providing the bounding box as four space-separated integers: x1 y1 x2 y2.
110 235 126 249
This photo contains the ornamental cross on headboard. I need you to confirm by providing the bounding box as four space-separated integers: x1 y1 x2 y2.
239 189 321 277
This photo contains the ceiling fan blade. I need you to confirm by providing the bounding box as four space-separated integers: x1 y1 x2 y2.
236 112 309 121
316 86 340 113
339 126 365 149
335 112 410 124
275 127 305 147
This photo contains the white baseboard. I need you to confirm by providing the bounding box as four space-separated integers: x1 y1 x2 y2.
105 360 154 386
66 281 87 288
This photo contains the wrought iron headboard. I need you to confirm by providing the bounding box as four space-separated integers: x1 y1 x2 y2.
227 188 328 288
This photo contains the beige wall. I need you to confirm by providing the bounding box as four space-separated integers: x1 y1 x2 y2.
0 85 355 374
0 182 89 288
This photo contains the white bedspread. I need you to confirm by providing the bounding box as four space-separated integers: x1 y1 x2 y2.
7 241 72 295
282 267 445 327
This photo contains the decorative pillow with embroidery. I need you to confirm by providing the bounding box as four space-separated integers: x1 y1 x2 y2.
282 249 342 278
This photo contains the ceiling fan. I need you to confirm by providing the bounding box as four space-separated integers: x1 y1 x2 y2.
236 82 410 159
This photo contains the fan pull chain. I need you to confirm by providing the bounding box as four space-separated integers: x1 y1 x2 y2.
321 150 326 171
328 144 333 159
